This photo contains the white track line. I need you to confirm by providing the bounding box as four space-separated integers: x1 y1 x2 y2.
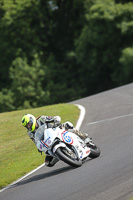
86 112 133 126
0 164 45 193
75 104 86 131
0 104 86 193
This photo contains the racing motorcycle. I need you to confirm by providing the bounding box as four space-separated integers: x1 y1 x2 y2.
38 126 100 168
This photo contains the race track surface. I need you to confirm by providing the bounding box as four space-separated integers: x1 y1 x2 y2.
1 83 133 200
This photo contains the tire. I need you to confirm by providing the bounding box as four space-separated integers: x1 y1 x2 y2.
88 144 101 159
56 147 82 168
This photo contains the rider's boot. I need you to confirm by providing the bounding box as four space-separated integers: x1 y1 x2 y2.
73 129 92 144
45 155 59 167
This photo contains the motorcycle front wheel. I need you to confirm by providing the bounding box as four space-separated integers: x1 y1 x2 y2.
56 147 82 168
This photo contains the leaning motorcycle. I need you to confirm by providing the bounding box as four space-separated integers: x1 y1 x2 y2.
36 126 100 168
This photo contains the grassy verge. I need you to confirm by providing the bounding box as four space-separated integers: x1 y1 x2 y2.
0 103 79 189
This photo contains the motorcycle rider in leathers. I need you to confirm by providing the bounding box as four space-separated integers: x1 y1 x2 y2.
22 114 90 167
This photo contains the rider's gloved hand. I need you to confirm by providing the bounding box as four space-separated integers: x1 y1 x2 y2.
62 121 74 130
53 121 61 128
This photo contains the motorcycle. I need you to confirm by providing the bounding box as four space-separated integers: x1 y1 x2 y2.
37 126 100 168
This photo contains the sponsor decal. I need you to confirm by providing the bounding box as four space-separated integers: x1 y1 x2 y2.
41 140 49 149
40 137 51 149
80 152 83 159
46 116 53 121
61 131 73 144
86 150 90 154
45 137 50 143
36 116 41 120
40 144 43 149
47 139 51 144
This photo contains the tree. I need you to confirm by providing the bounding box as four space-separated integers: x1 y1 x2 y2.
9 55 49 109
0 89 15 112
75 0 133 96
41 0 85 101
44 53 82 104
0 0 51 90
114 47 133 84
1 0 133 112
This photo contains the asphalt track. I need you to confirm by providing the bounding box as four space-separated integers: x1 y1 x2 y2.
1 83 133 200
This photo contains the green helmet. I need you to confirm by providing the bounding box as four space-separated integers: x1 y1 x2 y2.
22 114 36 131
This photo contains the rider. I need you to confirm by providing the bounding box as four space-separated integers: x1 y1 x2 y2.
21 114 90 167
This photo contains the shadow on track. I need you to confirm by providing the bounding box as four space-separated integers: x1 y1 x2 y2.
13 165 74 188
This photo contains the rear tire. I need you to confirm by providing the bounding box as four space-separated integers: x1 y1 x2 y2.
56 147 82 168
88 144 101 159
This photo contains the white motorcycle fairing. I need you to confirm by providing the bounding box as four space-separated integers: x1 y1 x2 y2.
36 127 91 165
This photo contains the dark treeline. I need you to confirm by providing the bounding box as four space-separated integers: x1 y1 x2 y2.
0 0 133 112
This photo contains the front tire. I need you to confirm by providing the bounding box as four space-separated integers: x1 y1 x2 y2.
56 147 82 168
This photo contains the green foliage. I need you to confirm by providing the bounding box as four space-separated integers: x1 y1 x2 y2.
75 0 133 96
45 53 83 104
0 0 51 89
9 54 49 109
116 47 133 84
0 89 15 112
1 0 133 112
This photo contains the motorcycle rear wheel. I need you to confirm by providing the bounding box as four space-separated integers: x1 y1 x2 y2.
56 147 82 168
88 143 101 159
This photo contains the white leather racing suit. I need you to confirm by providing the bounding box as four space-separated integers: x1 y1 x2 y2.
27 115 73 167
27 115 61 144
27 115 89 167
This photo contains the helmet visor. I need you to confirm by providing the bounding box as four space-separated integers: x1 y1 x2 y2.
25 122 32 131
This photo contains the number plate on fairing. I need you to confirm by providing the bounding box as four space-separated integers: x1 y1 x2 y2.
61 131 74 144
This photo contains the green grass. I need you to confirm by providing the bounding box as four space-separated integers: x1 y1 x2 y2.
0 103 79 189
